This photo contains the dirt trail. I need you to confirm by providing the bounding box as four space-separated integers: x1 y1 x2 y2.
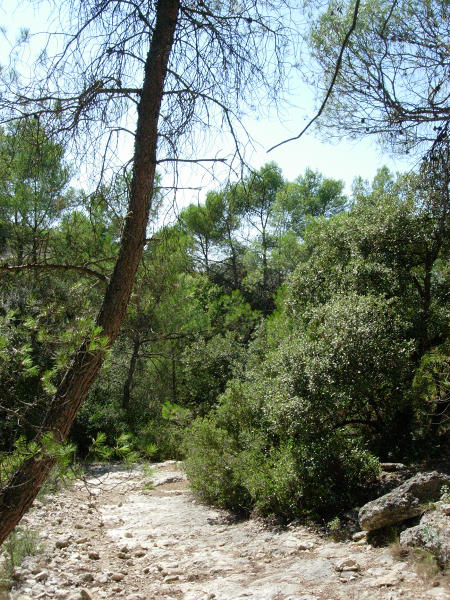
6 461 449 600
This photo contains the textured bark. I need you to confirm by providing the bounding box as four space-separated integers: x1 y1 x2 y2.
0 0 180 545
123 338 141 413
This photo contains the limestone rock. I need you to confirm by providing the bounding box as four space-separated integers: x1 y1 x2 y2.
68 591 92 600
400 505 450 564
380 463 407 472
436 501 450 516
335 558 360 572
359 471 450 531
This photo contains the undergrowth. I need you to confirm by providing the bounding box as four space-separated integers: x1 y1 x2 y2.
0 527 42 597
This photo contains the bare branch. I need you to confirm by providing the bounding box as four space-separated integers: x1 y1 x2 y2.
268 0 361 152
0 262 109 282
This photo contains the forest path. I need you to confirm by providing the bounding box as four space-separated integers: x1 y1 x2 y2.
9 461 448 600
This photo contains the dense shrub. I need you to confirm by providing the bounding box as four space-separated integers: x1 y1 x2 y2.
185 187 449 520
185 378 379 520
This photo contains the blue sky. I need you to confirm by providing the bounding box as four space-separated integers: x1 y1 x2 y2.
0 0 416 203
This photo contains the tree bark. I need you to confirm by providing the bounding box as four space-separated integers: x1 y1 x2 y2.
123 338 141 413
0 0 180 546
226 223 239 290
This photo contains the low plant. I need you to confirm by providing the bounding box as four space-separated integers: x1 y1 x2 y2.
389 541 410 561
38 462 82 500
85 432 140 464
0 527 42 594
413 549 441 581
440 484 450 503
326 516 352 542
142 462 155 490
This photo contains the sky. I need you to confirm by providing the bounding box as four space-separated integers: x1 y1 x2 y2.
0 0 416 207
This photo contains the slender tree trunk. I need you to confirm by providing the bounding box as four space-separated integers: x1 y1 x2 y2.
261 226 269 314
418 253 432 357
123 338 141 413
171 343 178 404
0 0 180 545
226 224 239 290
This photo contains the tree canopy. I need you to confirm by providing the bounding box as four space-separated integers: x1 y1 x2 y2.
305 0 449 155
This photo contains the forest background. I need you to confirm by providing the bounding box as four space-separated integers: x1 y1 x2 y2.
0 0 448 540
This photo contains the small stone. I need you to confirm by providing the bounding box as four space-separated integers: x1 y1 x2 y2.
432 581 440 587
134 550 146 557
69 592 92 600
111 573 125 581
56 537 71 549
125 532 133 538
352 531 367 541
439 503 450 516
34 571 48 582
372 572 402 587
355 537 367 546
380 463 406 472
118 552 128 559
297 542 314 551
335 558 360 572
31 566 44 575
164 574 180 583
76 537 89 544
88 551 100 560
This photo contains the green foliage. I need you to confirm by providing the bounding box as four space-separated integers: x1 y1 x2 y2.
273 168 347 235
86 432 139 465
184 414 252 513
185 171 448 520
142 462 156 490
305 0 449 153
0 120 71 264
0 434 76 492
412 339 450 442
180 332 247 415
185 376 379 520
2 144 447 530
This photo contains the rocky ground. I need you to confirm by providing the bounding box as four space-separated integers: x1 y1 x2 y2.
3 461 449 600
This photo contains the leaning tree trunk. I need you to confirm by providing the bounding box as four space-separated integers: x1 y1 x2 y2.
0 0 180 545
